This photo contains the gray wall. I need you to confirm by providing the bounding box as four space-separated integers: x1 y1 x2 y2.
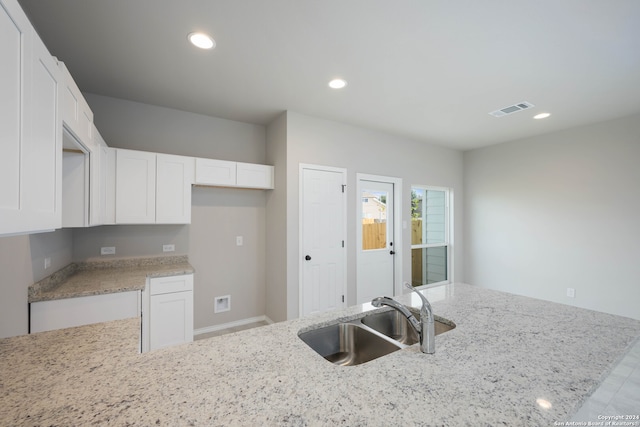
265 113 288 322
464 113 640 320
85 94 265 162
0 229 73 338
283 111 465 320
80 94 269 330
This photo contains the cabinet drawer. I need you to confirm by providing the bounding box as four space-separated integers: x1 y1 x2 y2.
149 274 194 296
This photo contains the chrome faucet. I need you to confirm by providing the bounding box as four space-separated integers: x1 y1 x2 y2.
371 282 435 354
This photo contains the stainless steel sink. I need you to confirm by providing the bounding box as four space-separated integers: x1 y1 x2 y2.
298 322 401 366
361 310 455 345
299 309 456 366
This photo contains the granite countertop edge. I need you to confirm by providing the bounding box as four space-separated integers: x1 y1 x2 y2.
28 255 195 303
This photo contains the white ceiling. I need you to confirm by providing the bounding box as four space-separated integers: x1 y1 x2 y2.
19 0 640 150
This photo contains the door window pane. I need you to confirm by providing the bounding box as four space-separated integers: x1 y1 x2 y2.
362 190 387 250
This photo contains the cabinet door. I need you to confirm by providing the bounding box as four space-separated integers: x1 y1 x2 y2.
156 154 193 224
0 0 61 235
0 0 30 234
89 126 105 226
148 275 194 351
115 149 156 223
103 147 116 224
59 62 93 147
236 162 274 189
27 36 62 231
194 158 236 186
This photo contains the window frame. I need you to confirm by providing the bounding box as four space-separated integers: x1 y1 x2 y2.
410 185 452 289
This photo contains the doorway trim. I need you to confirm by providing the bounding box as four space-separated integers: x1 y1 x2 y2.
356 173 403 301
298 163 348 316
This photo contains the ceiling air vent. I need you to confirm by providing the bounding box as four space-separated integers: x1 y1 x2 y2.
489 101 535 117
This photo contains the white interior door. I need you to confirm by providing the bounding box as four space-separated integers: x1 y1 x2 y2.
356 176 399 304
300 165 346 317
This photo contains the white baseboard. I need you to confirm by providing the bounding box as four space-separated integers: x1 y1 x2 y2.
194 315 274 336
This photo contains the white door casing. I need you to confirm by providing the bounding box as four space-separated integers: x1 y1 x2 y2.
299 164 347 317
356 174 403 304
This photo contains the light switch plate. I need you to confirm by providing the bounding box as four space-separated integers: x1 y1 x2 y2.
236 236 243 246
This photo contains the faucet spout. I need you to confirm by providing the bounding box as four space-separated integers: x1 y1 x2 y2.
371 296 421 332
370 283 436 354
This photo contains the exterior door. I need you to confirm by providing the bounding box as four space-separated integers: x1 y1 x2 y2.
356 176 399 304
300 165 346 317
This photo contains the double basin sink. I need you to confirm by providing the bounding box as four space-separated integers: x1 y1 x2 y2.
298 309 455 366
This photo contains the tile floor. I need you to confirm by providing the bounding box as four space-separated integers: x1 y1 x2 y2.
194 321 269 340
570 338 640 422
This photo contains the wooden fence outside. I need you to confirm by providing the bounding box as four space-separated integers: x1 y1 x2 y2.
362 222 386 250
411 219 423 284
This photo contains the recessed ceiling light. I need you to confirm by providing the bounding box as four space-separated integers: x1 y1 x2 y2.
533 112 551 120
188 32 215 50
328 78 347 89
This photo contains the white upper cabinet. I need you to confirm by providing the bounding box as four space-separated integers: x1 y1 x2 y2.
194 158 236 187
0 0 62 235
114 149 193 224
115 149 157 224
236 162 274 189
59 61 93 148
156 154 194 224
194 158 274 190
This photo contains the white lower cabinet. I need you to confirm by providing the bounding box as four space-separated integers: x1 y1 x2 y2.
142 274 194 352
30 291 140 333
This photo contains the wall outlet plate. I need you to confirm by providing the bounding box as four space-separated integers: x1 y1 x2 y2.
44 257 51 269
566 287 576 298
214 295 231 313
236 236 243 246
101 246 116 255
163 244 175 252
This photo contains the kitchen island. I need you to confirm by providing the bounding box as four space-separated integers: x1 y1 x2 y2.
2 283 639 426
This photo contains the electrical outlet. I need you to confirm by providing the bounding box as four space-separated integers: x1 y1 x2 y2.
101 246 116 255
566 287 576 298
163 244 175 252
44 257 51 269
236 236 243 246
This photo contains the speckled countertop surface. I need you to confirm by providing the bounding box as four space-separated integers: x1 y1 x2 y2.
28 255 194 303
3 283 640 426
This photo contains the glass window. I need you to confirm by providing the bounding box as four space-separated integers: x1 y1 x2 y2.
411 187 450 287
361 190 387 250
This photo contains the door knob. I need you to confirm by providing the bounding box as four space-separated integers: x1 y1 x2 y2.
390 251 395 255
305 255 312 261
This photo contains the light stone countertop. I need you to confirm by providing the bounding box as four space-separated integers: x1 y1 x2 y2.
28 255 195 303
3 283 640 426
